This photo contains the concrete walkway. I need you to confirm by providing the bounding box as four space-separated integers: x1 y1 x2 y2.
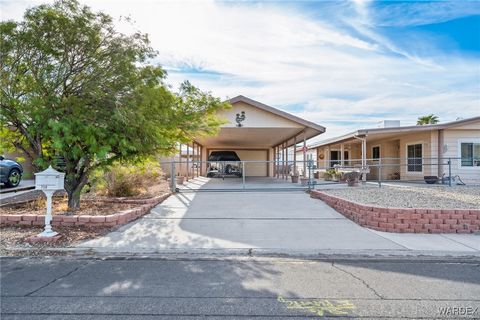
78 177 480 256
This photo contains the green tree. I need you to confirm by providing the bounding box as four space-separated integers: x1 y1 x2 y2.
0 0 229 209
417 114 439 125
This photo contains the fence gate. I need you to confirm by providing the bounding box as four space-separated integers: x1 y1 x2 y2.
165 159 336 193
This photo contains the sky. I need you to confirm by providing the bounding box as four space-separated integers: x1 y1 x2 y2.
1 0 479 142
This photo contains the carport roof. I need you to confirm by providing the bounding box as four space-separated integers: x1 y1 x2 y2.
194 95 326 149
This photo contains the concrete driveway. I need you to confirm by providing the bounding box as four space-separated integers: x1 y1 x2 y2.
78 177 480 255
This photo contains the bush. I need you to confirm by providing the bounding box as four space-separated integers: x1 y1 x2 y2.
92 158 163 197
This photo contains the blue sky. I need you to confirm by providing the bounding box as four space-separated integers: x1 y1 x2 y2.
1 0 479 141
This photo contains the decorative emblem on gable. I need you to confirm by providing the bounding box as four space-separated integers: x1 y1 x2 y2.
235 111 246 127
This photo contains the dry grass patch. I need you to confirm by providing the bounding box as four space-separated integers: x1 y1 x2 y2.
0 197 138 216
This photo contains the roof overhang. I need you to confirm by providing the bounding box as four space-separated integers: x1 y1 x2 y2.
310 116 480 149
195 95 325 149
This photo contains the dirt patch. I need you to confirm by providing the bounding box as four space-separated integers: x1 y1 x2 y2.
0 225 115 256
0 181 171 216
322 185 480 209
0 198 138 216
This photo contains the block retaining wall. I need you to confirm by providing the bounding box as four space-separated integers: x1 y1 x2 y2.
0 193 171 228
310 190 480 234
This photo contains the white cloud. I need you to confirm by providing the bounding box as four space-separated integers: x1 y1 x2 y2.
370 1 480 27
1 0 479 143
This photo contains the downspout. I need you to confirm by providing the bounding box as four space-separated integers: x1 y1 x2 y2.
438 129 444 177
353 134 367 184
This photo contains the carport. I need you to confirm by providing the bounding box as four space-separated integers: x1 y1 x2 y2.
171 95 325 189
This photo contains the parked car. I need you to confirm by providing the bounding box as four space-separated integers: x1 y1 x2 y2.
0 155 23 188
207 151 242 178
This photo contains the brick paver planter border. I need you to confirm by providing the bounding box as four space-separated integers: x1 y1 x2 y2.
0 193 171 228
311 190 480 234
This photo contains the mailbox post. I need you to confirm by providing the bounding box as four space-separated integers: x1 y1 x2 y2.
34 166 65 237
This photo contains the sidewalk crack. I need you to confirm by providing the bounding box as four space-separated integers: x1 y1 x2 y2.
333 263 384 300
24 260 91 297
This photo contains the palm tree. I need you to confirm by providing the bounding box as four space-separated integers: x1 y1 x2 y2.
417 114 439 125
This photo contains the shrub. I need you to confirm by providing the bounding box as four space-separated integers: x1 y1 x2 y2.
92 158 163 197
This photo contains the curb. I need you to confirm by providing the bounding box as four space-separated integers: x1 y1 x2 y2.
0 185 35 194
3 247 480 262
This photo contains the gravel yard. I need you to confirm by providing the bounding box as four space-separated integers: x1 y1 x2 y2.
0 225 115 256
322 185 480 209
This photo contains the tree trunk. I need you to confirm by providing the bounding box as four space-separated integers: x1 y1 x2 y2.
65 169 89 213
67 188 81 210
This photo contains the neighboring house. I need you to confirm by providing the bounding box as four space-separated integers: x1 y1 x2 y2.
309 117 480 184
170 95 326 178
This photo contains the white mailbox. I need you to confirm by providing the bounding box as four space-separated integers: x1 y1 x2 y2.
34 166 65 238
35 166 65 191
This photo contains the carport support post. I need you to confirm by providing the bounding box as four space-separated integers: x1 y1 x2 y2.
186 143 190 181
196 143 200 177
191 142 194 178
285 142 289 179
293 136 297 174
178 143 182 178
170 160 176 192
274 146 278 178
279 144 281 178
199 145 203 176
242 161 245 189
303 133 307 177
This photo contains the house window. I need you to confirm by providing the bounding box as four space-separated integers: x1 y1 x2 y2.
330 150 349 167
461 143 480 167
407 143 422 172
372 146 380 160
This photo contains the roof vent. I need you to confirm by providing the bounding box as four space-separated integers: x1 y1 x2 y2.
378 120 401 128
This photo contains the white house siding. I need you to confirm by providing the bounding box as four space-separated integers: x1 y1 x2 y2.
442 128 480 184
217 102 303 129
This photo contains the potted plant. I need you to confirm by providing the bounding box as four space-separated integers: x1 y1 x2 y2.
332 171 340 182
290 169 299 183
176 174 185 185
344 171 360 187
424 176 438 184
327 169 339 182
300 176 310 186
324 171 332 181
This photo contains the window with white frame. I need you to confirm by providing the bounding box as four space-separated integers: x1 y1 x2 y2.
461 142 480 167
407 143 422 172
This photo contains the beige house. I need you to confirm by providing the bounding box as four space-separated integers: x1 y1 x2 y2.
310 117 480 184
172 95 325 178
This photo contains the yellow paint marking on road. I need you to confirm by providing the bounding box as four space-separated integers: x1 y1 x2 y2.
277 296 355 317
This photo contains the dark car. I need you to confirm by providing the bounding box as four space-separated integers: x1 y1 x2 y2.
207 151 242 178
0 155 23 188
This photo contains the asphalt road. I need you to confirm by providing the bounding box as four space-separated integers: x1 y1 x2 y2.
1 256 479 319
